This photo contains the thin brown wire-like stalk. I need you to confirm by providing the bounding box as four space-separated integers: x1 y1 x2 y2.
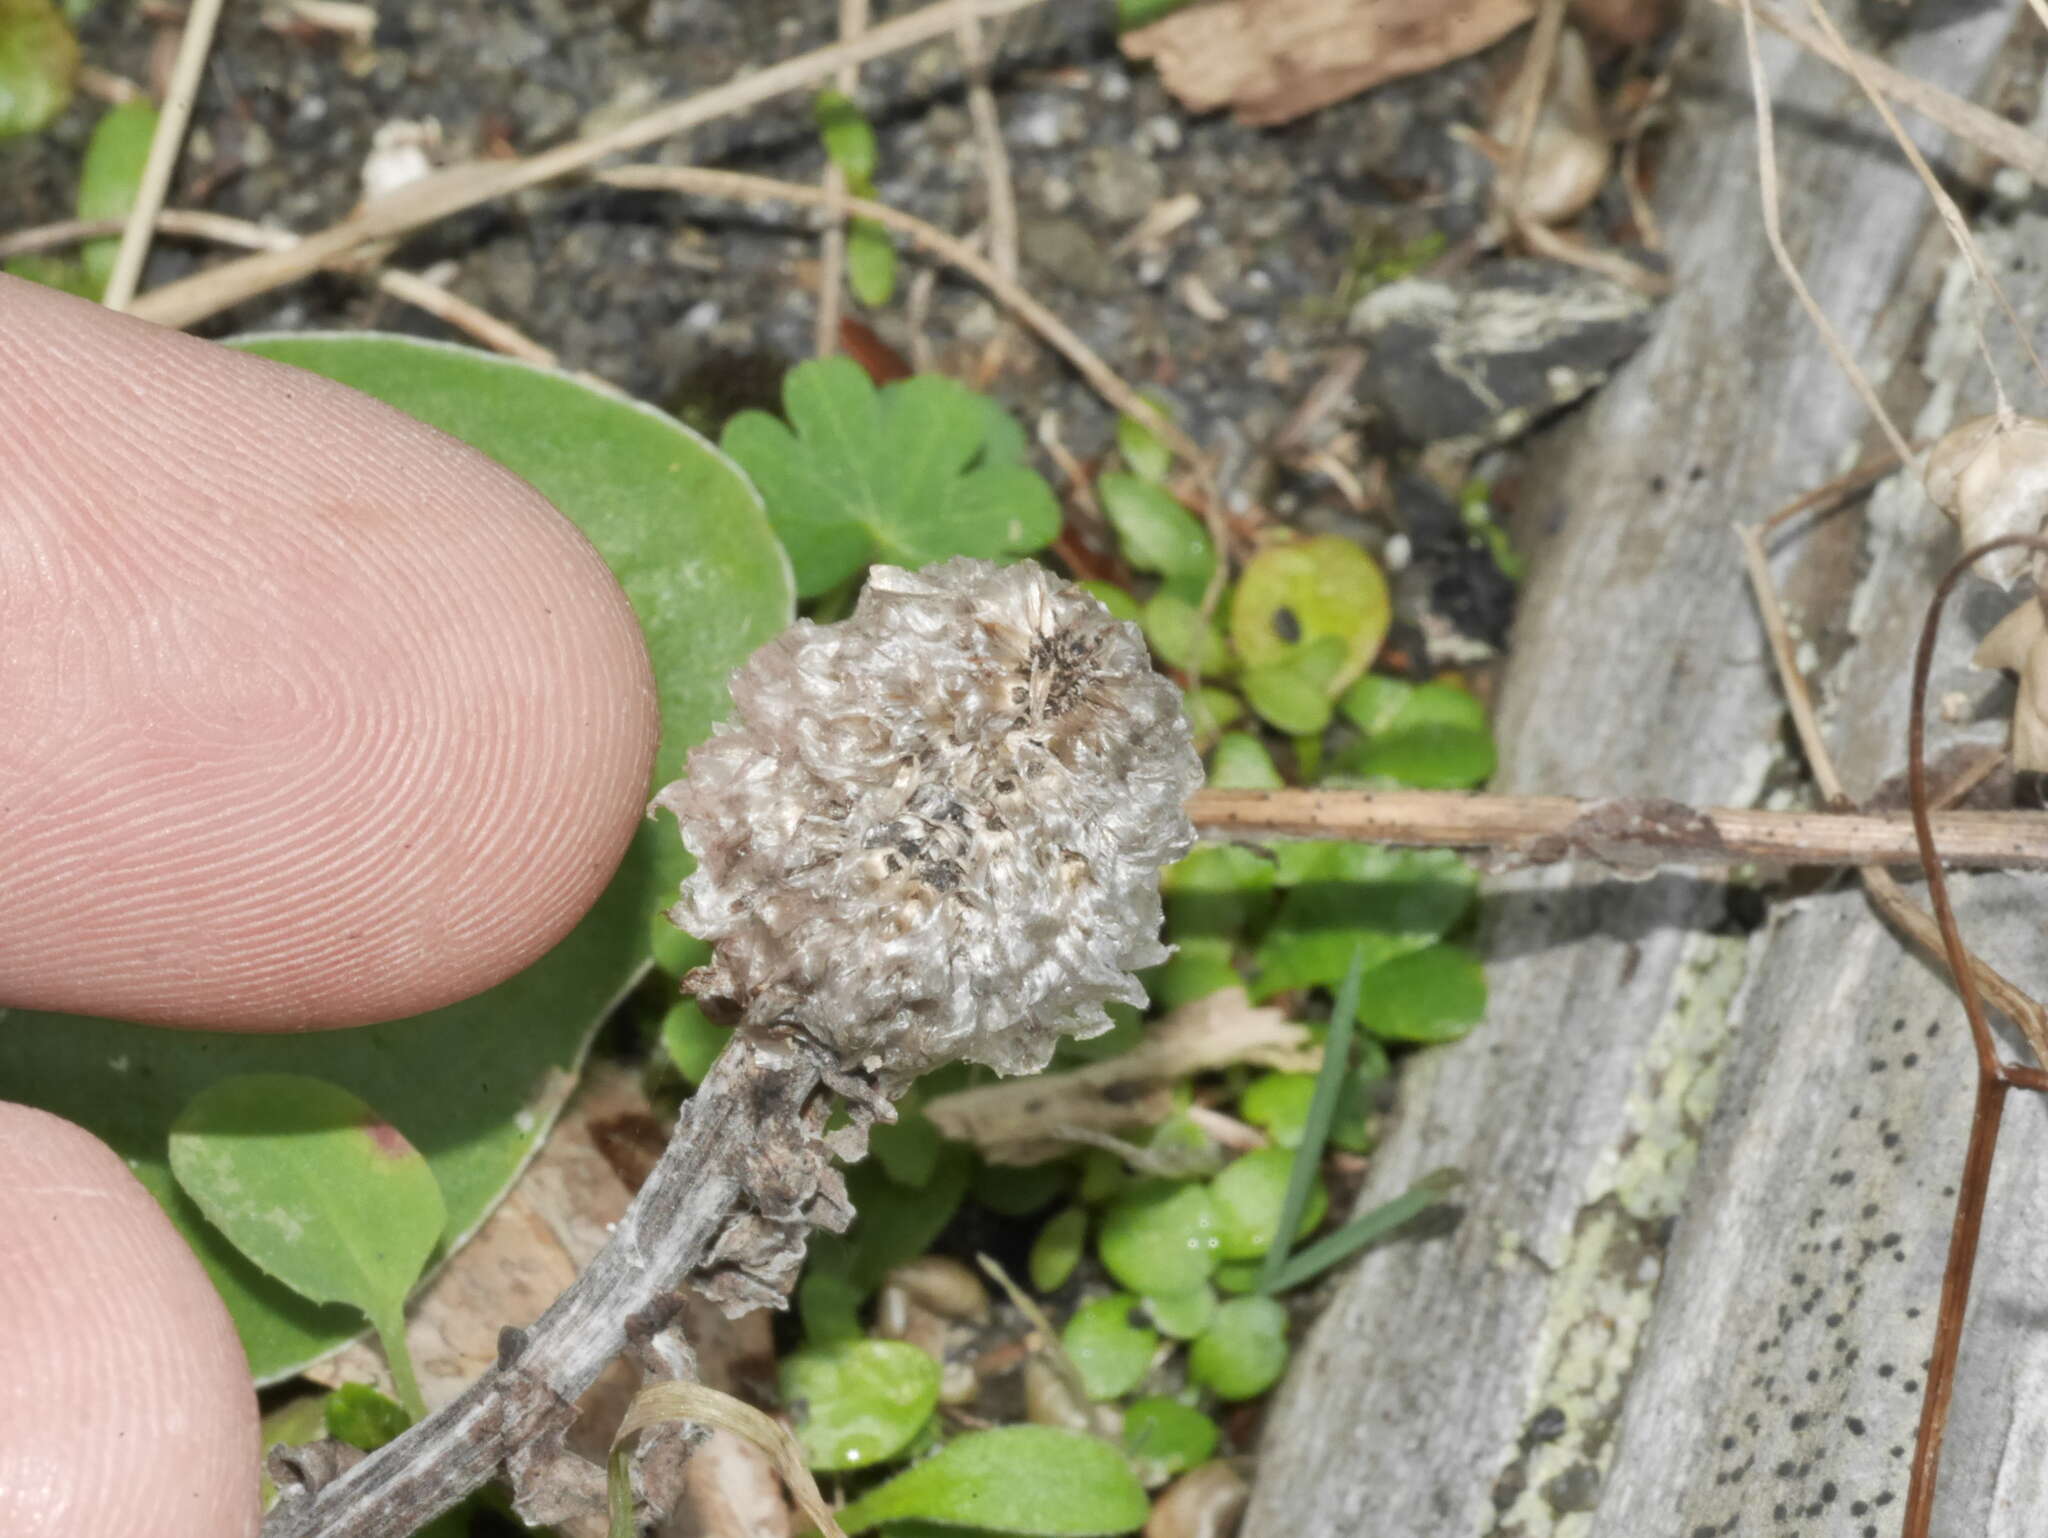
1899 534 2048 1538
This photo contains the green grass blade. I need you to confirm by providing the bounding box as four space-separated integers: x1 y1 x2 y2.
1260 1168 1464 1295
1256 943 1366 1293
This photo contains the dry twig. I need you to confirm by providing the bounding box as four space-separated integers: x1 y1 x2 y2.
123 0 1057 330
1188 785 2048 875
102 0 226 310
2 212 556 365
814 0 870 357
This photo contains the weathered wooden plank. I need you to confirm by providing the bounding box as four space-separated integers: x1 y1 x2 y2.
1243 4 2033 1534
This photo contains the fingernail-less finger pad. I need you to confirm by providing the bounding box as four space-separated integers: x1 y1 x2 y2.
0 1103 261 1538
0 278 660 1028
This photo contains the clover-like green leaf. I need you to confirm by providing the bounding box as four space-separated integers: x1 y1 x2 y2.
1207 731 1283 790
1138 1283 1216 1340
722 358 1059 596
170 1075 444 1413
838 1426 1149 1535
782 1338 939 1472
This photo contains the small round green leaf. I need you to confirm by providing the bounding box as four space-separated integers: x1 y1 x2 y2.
1188 1296 1290 1401
1345 680 1496 788
837 1426 1149 1536
1064 1294 1158 1401
1122 1397 1219 1476
1138 1284 1216 1340
1209 1147 1328 1261
1240 1073 1316 1149
1242 658 1333 736
1212 1260 1262 1295
1230 535 1389 678
1360 943 1489 1043
781 1338 940 1472
1031 1205 1089 1294
1097 1180 1222 1297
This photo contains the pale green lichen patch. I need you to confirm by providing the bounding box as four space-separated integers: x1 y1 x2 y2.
1483 930 1754 1538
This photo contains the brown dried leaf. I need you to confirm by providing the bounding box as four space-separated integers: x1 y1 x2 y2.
1122 0 1536 127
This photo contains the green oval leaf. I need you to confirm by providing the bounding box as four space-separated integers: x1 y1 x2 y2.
1188 1296 1290 1401
1251 844 1476 999
1209 1147 1328 1262
0 0 78 140
814 89 878 183
1359 943 1489 1043
1098 473 1214 590
1241 658 1333 736
170 1074 445 1409
1063 1294 1158 1401
0 335 793 1381
781 1338 939 1472
1341 679 1496 789
1097 1180 1222 1297
77 98 157 290
1207 731 1282 790
838 1426 1149 1535
848 218 898 308
1139 591 1229 675
1030 1205 1089 1294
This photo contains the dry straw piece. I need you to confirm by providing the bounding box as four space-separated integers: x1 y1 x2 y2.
656 557 1202 1086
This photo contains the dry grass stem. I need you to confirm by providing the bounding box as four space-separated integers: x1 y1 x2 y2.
1797 0 2047 401
102 0 226 310
125 0 1057 330
957 12 1018 282
612 1382 845 1538
925 988 1314 1161
1705 0 2048 184
814 0 870 357
597 164 1199 467
3 211 556 364
1734 0 1916 471
1503 0 1568 217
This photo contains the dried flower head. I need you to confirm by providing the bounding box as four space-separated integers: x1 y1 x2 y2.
655 557 1202 1084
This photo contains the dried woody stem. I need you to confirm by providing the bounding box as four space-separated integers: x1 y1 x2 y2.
1189 787 2048 874
1899 537 2048 1538
260 1032 852 1538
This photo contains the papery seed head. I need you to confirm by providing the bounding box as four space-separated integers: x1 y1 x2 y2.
653 558 1202 1086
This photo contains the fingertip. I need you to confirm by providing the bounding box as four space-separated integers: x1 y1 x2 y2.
1 279 661 1028
0 1102 260 1538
